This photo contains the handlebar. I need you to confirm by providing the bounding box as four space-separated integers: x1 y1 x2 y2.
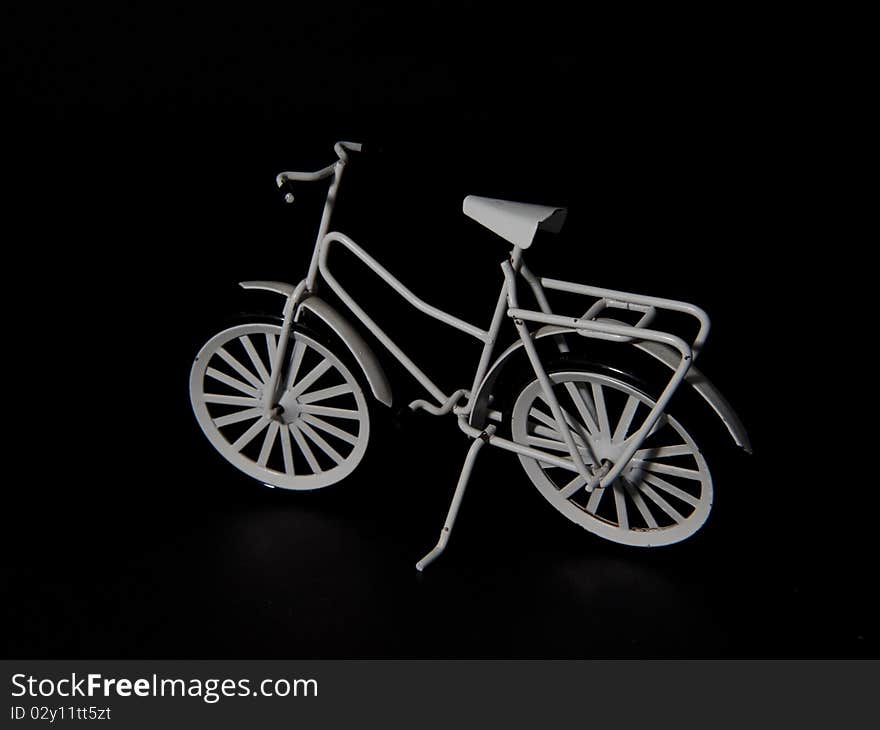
275 141 363 202
333 140 362 162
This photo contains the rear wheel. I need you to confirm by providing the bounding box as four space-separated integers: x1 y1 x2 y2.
190 323 370 490
510 369 712 546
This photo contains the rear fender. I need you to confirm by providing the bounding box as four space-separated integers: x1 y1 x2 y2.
470 323 750 452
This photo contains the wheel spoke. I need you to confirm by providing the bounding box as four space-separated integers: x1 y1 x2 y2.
612 395 640 443
619 414 670 453
524 434 576 453
290 423 322 473
563 406 594 444
529 421 587 448
194 326 370 490
529 410 599 464
529 406 564 432
284 340 306 390
634 444 693 459
624 479 658 529
298 404 361 420
231 417 269 452
288 359 332 398
240 335 271 383
297 383 353 405
257 421 280 466
213 407 262 428
300 413 359 445
641 473 700 508
216 346 263 388
624 414 668 446
613 479 629 530
279 422 295 474
206 367 259 397
563 382 599 435
633 460 703 481
586 482 606 513
265 332 278 368
203 393 260 407
532 402 591 446
559 474 587 499
510 369 712 546
639 482 685 523
592 382 611 436
297 421 344 465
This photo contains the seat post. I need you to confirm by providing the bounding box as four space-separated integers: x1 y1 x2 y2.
464 248 523 405
510 245 523 270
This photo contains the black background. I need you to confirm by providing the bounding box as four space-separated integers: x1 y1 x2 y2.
3 4 870 657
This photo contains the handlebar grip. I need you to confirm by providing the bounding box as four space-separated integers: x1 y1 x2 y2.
336 141 362 153
334 141 363 163
359 141 389 160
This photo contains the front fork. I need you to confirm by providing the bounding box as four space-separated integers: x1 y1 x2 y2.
263 280 309 417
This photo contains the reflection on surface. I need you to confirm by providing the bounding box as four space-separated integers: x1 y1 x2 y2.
4 410 872 659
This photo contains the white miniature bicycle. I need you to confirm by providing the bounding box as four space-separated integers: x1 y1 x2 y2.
190 141 751 570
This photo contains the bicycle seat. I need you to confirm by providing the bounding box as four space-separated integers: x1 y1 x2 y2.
463 195 567 249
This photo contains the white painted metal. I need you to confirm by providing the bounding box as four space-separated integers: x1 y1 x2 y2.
190 324 369 490
319 232 489 342
298 296 393 408
540 277 711 359
511 371 713 546
409 389 469 416
593 318 752 452
456 416 584 472
466 323 751 453
505 304 693 488
415 425 496 571
236 284 393 408
462 196 567 249
510 313 593 485
239 280 296 297
190 140 748 569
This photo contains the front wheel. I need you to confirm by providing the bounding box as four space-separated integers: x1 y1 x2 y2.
510 369 712 547
190 323 370 490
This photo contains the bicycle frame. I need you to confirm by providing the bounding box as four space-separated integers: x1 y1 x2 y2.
272 144 707 490
248 141 746 569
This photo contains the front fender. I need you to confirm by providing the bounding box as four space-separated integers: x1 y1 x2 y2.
239 281 393 408
298 296 393 408
470 323 751 453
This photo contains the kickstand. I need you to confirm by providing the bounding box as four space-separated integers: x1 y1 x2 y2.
416 425 495 571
